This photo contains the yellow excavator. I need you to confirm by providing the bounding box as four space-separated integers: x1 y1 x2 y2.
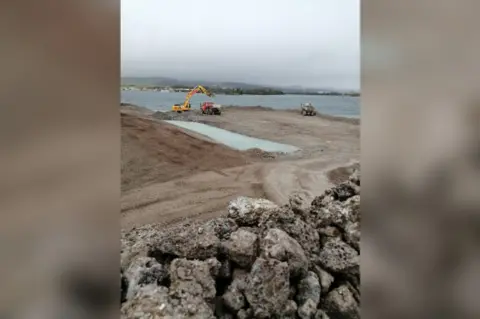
172 85 215 113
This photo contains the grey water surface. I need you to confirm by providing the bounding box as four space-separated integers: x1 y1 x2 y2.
122 91 360 118
165 120 300 153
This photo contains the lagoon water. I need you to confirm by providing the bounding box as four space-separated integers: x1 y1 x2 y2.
165 120 300 153
122 91 360 118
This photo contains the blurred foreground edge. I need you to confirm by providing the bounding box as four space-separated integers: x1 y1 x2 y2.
0 1 119 319
362 1 480 318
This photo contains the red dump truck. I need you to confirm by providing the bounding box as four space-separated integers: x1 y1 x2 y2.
200 102 222 115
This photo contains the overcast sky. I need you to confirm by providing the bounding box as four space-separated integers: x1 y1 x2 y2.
121 0 359 90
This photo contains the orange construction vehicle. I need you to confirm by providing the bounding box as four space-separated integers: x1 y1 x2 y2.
172 85 215 113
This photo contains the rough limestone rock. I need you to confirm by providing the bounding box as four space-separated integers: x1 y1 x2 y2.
231 268 249 291
349 169 360 186
236 308 253 319
343 221 360 252
313 203 351 230
342 270 361 301
297 271 321 307
169 258 216 303
124 257 168 299
203 217 239 240
261 228 309 278
121 284 215 318
222 281 246 312
206 257 222 278
222 229 258 268
298 298 318 319
259 208 320 257
244 258 290 318
310 177 359 209
238 226 261 236
120 168 361 318
121 284 173 318
323 285 360 319
222 267 250 312
283 300 298 318
289 192 306 210
154 225 221 261
344 195 360 223
344 280 360 304
296 271 321 319
228 196 278 226
310 191 335 208
319 225 343 246
312 192 359 235
318 238 359 274
330 182 358 201
289 192 310 219
312 265 335 295
348 182 361 196
315 309 331 319
121 240 150 272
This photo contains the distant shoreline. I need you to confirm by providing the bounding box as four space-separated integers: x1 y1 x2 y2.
120 85 360 97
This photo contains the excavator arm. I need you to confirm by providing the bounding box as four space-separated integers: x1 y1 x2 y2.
196 85 215 97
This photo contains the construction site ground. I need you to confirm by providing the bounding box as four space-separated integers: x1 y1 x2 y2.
121 105 360 230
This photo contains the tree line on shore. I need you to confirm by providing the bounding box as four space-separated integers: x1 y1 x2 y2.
121 84 359 96
173 85 285 95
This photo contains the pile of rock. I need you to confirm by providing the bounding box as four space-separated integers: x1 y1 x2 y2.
152 110 204 122
121 169 360 318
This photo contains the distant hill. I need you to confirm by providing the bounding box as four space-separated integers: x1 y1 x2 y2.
121 77 267 89
214 81 269 89
121 77 359 94
122 77 298 90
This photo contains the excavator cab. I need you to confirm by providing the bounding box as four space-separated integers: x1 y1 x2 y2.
172 103 183 113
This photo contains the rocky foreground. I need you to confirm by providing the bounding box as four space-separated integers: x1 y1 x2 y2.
121 169 360 318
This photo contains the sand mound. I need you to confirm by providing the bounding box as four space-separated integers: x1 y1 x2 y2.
121 169 361 318
121 112 250 192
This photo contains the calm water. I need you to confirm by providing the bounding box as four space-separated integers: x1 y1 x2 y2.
165 120 300 153
121 91 360 118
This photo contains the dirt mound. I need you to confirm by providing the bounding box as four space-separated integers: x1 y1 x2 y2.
121 112 250 192
120 103 154 115
121 169 361 318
